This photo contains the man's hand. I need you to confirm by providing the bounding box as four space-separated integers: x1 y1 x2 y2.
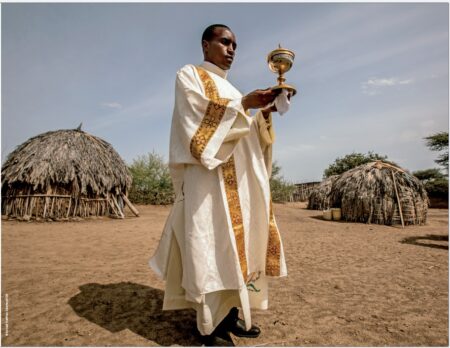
261 89 292 118
261 104 276 120
241 88 280 111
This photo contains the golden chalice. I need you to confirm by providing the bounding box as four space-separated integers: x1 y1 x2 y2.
267 44 297 96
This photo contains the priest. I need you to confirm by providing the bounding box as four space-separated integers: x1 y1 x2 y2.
149 24 288 346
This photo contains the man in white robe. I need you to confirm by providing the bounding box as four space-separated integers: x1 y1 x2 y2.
149 24 288 345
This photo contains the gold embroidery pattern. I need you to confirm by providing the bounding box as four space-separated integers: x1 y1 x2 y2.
265 199 281 276
194 66 248 279
190 67 230 160
222 155 248 278
190 99 230 160
196 67 219 100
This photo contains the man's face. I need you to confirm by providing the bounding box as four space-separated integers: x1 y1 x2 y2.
203 27 237 70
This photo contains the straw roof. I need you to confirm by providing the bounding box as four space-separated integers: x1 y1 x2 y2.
307 175 339 210
329 161 428 225
2 128 132 197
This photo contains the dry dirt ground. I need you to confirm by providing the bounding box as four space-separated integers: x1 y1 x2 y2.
1 203 448 346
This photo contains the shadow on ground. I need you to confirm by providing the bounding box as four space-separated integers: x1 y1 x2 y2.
400 234 449 250
68 282 201 346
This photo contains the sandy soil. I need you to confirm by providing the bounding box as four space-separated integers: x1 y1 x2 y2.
1 203 448 346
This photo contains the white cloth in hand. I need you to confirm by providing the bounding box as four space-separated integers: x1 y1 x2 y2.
265 89 291 115
274 89 291 115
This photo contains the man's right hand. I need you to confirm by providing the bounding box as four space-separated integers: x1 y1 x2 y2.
241 88 280 111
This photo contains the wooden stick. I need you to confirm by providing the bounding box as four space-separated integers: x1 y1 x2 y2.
24 187 31 216
19 198 23 216
392 170 405 228
55 199 59 218
43 188 52 218
2 194 71 198
73 198 78 217
121 193 139 217
66 198 72 218
50 197 55 217
43 198 48 218
5 198 10 216
29 197 36 217
79 198 106 201
5 198 11 216
373 160 405 173
111 195 124 219
60 198 64 217
107 198 119 216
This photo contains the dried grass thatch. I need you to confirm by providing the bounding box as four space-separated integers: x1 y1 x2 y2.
1 128 138 221
329 161 429 226
307 175 339 210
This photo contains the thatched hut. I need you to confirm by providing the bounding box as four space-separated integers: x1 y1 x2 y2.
307 175 339 210
2 127 138 221
329 161 429 226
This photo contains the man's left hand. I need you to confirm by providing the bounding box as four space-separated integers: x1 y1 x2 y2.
261 105 276 119
261 89 292 118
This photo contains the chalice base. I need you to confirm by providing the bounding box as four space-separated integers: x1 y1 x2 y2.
271 83 297 96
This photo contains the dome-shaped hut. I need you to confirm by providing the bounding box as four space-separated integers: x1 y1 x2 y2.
1 127 138 221
307 175 339 210
329 161 428 226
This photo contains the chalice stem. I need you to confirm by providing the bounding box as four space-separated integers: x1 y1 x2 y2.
277 74 286 86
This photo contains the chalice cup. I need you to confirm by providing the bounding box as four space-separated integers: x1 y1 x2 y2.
267 45 297 96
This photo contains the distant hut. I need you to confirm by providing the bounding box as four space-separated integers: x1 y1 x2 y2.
307 175 339 210
293 181 321 202
1 127 139 221
329 161 429 226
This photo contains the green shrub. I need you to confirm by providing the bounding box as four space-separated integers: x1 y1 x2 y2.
270 162 296 203
424 132 448 170
413 168 445 183
323 151 394 178
424 178 448 199
128 152 174 205
413 167 448 198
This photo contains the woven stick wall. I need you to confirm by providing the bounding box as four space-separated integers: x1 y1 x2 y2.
307 175 339 210
1 128 138 221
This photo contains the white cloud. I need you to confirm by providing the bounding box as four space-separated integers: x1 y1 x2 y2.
361 77 414 95
101 102 122 109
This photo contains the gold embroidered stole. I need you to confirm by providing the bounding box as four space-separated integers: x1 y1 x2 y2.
193 66 247 279
190 68 230 160
265 198 281 276
193 66 281 279
221 155 248 279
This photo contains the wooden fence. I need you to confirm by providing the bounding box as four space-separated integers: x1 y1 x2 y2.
292 182 321 202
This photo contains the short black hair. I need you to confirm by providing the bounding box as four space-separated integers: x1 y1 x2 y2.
201 24 231 43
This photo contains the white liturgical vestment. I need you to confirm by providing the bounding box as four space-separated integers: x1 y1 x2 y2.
149 61 287 335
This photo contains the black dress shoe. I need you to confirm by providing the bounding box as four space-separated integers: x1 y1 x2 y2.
229 318 261 338
220 307 261 338
200 330 235 346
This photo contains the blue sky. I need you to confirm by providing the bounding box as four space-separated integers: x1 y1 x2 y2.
2 3 448 182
